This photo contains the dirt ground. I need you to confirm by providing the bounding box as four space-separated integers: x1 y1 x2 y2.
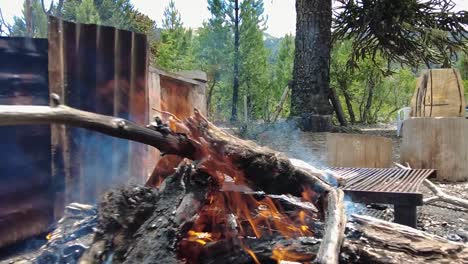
251 122 468 242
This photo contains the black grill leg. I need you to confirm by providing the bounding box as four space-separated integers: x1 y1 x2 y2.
394 204 417 228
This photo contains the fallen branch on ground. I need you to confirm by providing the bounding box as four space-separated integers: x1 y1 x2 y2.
423 179 468 209
395 163 468 209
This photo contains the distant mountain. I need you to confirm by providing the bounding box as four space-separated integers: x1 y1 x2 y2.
264 33 282 63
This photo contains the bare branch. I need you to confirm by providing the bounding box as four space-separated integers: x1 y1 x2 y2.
0 7 12 36
40 0 54 15
0 103 197 158
423 179 468 209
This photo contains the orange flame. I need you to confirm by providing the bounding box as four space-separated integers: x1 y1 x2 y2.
271 246 313 263
157 113 318 262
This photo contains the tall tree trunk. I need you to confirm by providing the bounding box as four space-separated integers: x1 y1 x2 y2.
290 0 334 131
206 78 217 117
329 87 347 126
338 82 356 124
362 76 375 123
25 0 33 37
231 0 240 122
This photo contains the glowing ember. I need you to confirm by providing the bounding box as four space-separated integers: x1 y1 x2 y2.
186 230 213 245
271 246 312 263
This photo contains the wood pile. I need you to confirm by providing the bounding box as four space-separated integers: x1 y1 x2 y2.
0 97 467 263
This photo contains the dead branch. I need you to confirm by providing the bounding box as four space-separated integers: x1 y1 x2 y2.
395 163 468 209
271 86 290 122
315 189 346 264
423 179 468 209
0 8 12 36
0 103 196 158
0 100 334 199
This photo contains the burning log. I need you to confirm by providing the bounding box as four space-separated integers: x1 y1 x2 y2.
0 96 337 199
1 99 467 263
80 161 214 264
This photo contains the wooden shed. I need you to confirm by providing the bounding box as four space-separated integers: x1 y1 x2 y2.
410 68 465 117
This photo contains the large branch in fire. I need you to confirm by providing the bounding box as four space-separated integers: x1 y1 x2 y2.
0 95 338 198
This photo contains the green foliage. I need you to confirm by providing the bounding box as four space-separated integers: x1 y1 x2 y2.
75 0 100 24
455 52 468 97
333 0 468 67
156 0 195 71
331 40 416 124
268 34 294 118
11 0 48 38
238 0 269 120
195 0 233 116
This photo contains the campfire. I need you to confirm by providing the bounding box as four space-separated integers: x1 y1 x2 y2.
0 97 467 264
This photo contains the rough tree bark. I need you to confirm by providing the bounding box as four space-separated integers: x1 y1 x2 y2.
290 0 334 132
342 215 468 263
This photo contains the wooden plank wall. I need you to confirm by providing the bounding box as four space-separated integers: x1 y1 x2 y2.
401 117 468 182
326 133 393 168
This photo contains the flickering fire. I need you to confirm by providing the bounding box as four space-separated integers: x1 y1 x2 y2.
155 114 320 263
178 185 318 263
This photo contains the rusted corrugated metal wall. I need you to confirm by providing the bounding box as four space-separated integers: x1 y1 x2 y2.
48 17 149 214
0 37 52 247
146 68 207 179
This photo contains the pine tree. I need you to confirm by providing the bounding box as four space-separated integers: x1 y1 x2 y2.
196 0 233 115
269 34 294 117
75 0 100 24
238 0 269 120
157 0 194 71
11 0 48 38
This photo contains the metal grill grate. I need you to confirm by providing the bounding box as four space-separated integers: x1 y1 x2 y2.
329 167 436 193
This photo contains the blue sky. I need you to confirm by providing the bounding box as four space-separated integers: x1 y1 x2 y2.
1 0 467 37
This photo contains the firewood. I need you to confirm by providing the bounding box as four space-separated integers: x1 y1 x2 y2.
395 163 468 209
79 161 213 264
0 99 335 200
199 236 321 264
423 179 468 209
314 189 346 264
0 103 196 158
342 214 468 263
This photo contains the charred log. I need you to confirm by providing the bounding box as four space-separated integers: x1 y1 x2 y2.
79 161 214 264
0 103 196 158
197 236 321 264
